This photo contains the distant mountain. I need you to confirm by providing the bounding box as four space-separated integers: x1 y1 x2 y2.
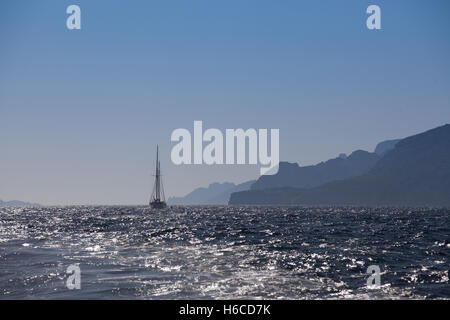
251 150 380 190
230 124 450 206
374 139 401 156
168 180 255 205
0 199 40 207
207 180 255 204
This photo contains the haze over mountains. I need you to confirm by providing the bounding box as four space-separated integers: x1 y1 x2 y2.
230 124 450 206
168 180 255 205
374 139 400 156
251 150 380 191
170 135 400 205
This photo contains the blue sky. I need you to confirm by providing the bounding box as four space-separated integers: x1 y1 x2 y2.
1 0 449 205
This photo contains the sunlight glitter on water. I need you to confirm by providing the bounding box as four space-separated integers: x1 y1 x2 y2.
0 206 449 299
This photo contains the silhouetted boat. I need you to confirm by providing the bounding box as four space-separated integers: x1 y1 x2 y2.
150 145 167 209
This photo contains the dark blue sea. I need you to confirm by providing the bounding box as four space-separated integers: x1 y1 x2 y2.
0 206 448 299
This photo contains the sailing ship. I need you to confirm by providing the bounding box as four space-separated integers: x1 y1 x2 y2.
150 145 167 209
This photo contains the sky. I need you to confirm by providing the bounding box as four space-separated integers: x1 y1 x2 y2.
1 0 450 205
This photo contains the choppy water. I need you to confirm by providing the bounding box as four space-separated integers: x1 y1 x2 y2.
0 206 448 299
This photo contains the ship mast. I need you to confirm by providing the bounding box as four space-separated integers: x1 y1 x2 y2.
155 145 160 201
150 145 166 207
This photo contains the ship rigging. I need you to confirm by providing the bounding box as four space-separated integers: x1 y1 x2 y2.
150 145 167 209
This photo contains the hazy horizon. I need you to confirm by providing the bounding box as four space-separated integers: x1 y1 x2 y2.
1 123 446 206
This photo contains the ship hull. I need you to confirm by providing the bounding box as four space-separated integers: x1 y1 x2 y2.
150 201 167 209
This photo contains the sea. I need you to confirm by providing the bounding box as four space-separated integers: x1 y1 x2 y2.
0 206 448 299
